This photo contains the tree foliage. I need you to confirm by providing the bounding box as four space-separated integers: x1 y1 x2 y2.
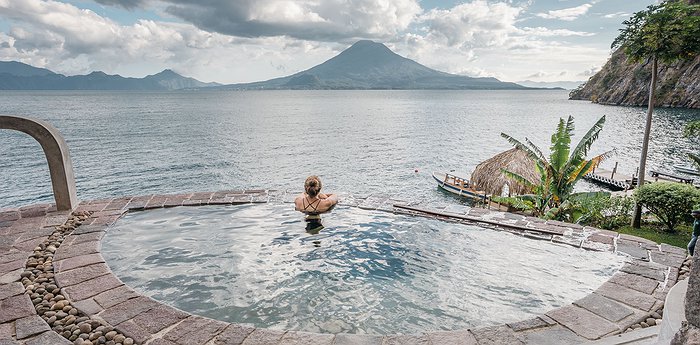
499 115 607 217
612 1 700 64
634 182 700 233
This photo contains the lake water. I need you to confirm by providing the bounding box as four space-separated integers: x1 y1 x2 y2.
2 90 700 209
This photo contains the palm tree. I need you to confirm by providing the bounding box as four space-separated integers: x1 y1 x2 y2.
612 1 700 227
499 115 607 217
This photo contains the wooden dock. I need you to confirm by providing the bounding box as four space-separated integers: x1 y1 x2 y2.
584 164 696 191
584 168 635 191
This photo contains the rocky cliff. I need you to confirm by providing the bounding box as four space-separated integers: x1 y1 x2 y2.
569 49 700 108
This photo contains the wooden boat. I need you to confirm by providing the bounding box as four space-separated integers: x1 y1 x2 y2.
673 165 700 176
432 172 489 200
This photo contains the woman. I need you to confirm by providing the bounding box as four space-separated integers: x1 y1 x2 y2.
294 175 338 214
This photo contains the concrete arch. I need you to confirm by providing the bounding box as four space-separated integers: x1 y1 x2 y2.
0 115 78 211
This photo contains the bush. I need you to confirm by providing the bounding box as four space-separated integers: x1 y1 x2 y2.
634 182 700 233
569 193 634 229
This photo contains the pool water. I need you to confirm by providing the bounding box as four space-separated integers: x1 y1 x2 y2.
102 204 626 335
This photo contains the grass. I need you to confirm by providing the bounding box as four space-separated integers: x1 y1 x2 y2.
614 223 692 249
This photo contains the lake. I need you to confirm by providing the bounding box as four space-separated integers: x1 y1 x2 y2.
2 90 700 209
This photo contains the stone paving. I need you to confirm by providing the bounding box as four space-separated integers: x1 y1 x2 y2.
0 190 690 345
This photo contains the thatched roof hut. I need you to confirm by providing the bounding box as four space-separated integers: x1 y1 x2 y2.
471 148 538 196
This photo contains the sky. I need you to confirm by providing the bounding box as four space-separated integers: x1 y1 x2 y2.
0 0 658 84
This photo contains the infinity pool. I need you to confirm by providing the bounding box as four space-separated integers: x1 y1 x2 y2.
102 204 626 335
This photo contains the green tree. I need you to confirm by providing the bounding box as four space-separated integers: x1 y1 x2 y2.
634 182 700 232
612 1 700 228
683 120 700 169
499 115 607 217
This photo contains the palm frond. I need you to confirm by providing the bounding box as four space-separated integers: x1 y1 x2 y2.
525 138 548 163
501 169 537 190
689 153 700 170
549 118 571 172
571 116 606 160
500 133 544 164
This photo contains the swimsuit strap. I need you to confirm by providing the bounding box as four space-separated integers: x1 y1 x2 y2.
303 196 321 212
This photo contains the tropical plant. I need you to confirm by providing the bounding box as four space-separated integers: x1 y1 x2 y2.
633 182 700 233
612 0 700 227
499 115 608 217
683 120 700 170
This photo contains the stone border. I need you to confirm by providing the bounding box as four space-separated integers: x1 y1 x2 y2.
0 190 690 345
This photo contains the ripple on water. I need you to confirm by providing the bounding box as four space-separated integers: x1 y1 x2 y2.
102 203 627 335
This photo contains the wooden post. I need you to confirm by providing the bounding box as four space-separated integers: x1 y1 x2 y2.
611 162 618 179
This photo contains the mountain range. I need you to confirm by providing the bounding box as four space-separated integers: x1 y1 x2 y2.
0 61 220 90
0 40 531 90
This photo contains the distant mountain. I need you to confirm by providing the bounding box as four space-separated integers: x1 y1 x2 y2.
0 62 220 90
221 40 528 90
0 61 56 77
516 80 583 90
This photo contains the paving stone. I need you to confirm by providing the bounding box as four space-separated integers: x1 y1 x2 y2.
616 239 648 259
608 271 659 294
587 233 615 245
53 241 100 261
54 254 105 273
0 251 27 265
0 340 19 345
62 272 123 301
595 282 658 311
241 329 285 345
470 325 524 345
125 196 153 210
0 294 35 323
619 234 656 244
55 263 110 287
0 322 14 339
573 293 634 322
130 305 189 333
18 205 47 219
331 333 384 345
212 324 256 345
660 243 687 256
0 269 21 285
62 232 105 246
381 335 430 345
93 285 140 309
0 211 20 222
12 237 46 252
98 296 159 325
620 262 666 281
507 317 555 332
545 305 619 340
14 316 50 340
517 325 586 345
24 330 71 345
71 225 107 235
15 228 54 243
104 198 133 211
116 320 152 344
147 339 177 345
427 330 477 345
650 251 686 269
0 282 24 300
278 331 334 345
72 298 103 315
162 316 227 345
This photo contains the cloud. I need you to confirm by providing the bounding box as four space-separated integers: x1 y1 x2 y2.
92 0 145 9
90 0 422 42
578 66 599 77
418 0 523 47
536 3 592 21
602 12 630 19
0 0 341 82
520 27 594 37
